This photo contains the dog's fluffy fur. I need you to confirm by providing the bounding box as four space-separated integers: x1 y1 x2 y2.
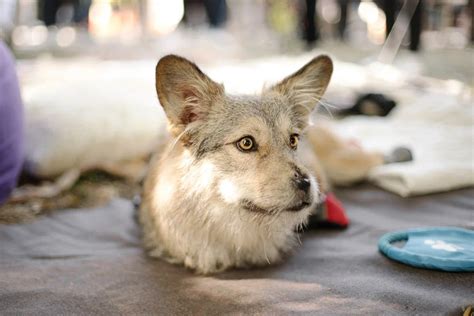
139 55 383 274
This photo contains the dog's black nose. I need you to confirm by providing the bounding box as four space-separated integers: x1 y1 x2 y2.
294 172 311 193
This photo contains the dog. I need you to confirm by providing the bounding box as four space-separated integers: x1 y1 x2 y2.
139 54 404 274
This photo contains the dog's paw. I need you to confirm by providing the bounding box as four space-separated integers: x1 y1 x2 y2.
183 254 230 275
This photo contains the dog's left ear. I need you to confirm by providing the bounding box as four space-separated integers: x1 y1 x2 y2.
156 55 224 137
268 55 333 124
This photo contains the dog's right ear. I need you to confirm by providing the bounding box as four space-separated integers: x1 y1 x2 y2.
267 55 333 128
156 55 224 137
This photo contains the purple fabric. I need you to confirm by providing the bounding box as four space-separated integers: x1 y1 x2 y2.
0 41 23 204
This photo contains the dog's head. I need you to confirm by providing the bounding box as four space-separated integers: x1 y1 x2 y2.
156 55 332 216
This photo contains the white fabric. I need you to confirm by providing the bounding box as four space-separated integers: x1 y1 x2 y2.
334 91 474 196
21 60 167 177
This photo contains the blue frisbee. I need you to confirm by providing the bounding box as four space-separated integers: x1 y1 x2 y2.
378 227 474 272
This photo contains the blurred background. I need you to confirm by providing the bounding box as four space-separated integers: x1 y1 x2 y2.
0 0 472 80
0 0 473 214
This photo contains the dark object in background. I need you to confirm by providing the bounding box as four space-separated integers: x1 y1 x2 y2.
341 93 397 117
471 0 474 43
303 0 320 45
384 147 414 164
183 0 227 28
302 0 350 45
375 0 424 51
38 0 91 26
303 0 423 51
204 0 227 27
337 0 350 40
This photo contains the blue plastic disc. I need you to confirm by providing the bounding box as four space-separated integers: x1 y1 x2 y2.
378 227 474 272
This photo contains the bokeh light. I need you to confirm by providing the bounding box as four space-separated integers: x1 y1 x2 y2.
358 0 386 45
56 26 76 47
147 0 184 35
30 25 48 46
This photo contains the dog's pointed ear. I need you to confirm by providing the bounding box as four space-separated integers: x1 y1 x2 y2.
268 55 333 123
156 55 224 136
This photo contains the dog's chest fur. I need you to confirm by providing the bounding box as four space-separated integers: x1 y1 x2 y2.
140 143 311 274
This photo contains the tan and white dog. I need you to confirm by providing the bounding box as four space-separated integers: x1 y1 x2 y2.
139 55 390 274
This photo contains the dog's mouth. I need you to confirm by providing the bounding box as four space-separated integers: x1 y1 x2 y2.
241 199 312 214
285 201 312 212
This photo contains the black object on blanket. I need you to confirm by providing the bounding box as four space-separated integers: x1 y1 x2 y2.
341 93 397 117
306 193 349 229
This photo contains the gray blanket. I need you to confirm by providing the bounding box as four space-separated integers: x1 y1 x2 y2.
1 185 473 315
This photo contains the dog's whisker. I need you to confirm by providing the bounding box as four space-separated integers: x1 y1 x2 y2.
319 98 336 108
295 231 302 246
261 236 271 265
161 128 190 161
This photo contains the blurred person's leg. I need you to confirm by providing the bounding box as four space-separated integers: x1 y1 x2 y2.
425 1 437 30
452 5 462 26
73 0 91 25
0 41 24 205
433 2 442 30
203 0 227 27
378 0 423 51
409 0 423 51
378 0 397 38
470 0 474 43
337 0 349 40
41 0 60 26
304 0 320 45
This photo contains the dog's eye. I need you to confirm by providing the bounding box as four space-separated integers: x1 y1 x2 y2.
289 134 299 150
236 136 256 152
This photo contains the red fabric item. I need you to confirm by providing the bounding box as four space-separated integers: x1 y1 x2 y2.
325 193 349 227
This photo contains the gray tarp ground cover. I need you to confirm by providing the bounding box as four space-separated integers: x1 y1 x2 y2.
1 184 473 315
